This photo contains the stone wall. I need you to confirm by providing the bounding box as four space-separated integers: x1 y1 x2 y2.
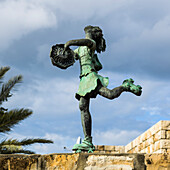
1 153 170 170
125 120 170 154
145 153 170 170
94 121 170 155
0 153 145 170
94 145 125 154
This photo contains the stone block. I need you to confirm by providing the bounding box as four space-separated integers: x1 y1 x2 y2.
114 146 125 153
104 145 115 151
85 154 145 170
145 153 170 170
133 138 138 148
140 133 146 143
133 147 139 153
147 146 151 154
94 145 98 150
154 130 166 142
148 135 154 145
149 121 162 136
150 144 155 153
154 141 160 151
125 142 132 152
145 139 149 148
153 149 167 153
161 121 170 130
166 130 170 139
128 149 133 153
142 140 147 149
97 145 104 151
140 149 145 153
146 130 152 140
144 148 148 153
111 151 119 154
167 149 170 153
137 143 143 152
99 151 106 154
160 139 170 149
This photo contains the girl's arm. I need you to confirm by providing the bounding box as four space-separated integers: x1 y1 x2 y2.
64 39 95 50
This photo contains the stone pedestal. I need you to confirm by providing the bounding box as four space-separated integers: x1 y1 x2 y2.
0 153 145 170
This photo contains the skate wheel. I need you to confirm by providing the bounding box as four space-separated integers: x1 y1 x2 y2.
76 149 82 153
88 149 93 153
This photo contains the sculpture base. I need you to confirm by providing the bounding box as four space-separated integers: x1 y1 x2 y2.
0 153 145 170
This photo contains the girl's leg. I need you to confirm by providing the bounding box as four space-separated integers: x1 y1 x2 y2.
72 97 94 151
98 78 142 99
98 86 125 99
79 97 91 138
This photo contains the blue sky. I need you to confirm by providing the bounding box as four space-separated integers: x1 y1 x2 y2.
0 0 170 154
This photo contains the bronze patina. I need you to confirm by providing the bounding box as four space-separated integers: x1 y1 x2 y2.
50 25 142 153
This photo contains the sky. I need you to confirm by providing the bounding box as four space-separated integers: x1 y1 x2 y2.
0 0 170 154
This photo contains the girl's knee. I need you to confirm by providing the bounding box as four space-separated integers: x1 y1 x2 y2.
79 99 88 111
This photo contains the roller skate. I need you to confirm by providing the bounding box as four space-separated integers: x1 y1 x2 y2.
72 137 95 153
122 78 142 96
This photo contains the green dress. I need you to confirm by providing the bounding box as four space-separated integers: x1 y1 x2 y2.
74 46 109 100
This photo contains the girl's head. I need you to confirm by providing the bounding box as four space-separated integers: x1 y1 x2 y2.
84 25 106 53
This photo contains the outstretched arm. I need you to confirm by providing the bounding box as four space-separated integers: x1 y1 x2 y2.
64 39 95 50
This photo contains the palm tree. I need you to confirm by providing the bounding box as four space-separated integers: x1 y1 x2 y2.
0 66 53 154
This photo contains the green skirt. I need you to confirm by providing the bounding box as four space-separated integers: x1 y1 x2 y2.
75 72 109 100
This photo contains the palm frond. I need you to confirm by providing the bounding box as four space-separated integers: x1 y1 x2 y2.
0 75 23 105
18 138 53 145
0 138 53 154
0 146 35 154
0 108 33 133
0 107 8 111
0 138 53 146
0 66 54 154
0 149 35 154
0 66 10 79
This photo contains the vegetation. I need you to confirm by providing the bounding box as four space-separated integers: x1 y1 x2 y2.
0 66 53 154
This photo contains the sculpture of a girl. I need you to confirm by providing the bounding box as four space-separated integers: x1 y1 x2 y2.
50 25 142 153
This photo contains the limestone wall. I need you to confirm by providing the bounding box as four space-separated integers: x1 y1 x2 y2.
125 120 170 154
145 153 170 170
1 153 170 170
94 145 125 154
0 153 145 170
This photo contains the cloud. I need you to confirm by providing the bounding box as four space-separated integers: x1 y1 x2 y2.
4 132 76 154
3 76 79 115
94 129 141 146
0 0 57 50
0 0 122 50
2 0 170 80
101 0 170 79
29 133 77 154
141 107 161 116
36 44 51 66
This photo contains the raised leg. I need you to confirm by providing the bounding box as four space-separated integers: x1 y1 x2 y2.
98 78 142 99
98 86 125 99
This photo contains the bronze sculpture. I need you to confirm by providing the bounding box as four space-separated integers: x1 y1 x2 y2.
50 25 142 153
